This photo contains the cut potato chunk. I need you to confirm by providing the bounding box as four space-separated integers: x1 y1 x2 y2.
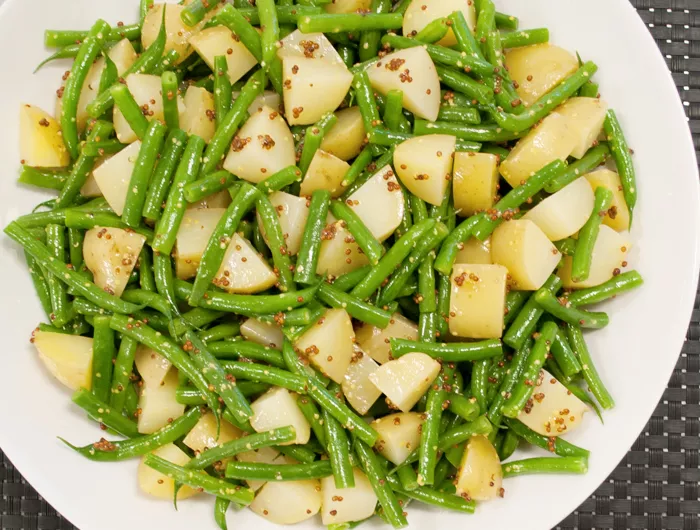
180 86 216 143
355 314 418 365
320 107 367 162
83 226 146 298
92 141 141 215
239 90 283 116
325 0 371 14
491 220 561 291
455 237 492 265
189 26 258 85
256 191 310 255
517 369 588 437
455 434 502 501
250 387 311 445
223 105 296 184
347 165 404 242
558 225 631 288
138 369 185 434
499 112 577 188
250 480 322 525
321 469 378 525
134 345 172 387
505 43 579 107
138 443 198 500
316 217 370 277
80 166 106 198
295 308 355 384
278 29 344 66
523 178 595 241
20 104 70 168
283 57 353 125
394 134 456 206
369 353 441 412
236 446 282 491
33 331 93 391
403 0 476 47
449 264 508 339
183 411 243 453
554 97 608 159
175 208 226 280
188 189 232 210
142 3 199 65
367 47 441 121
372 412 423 465
585 169 630 232
342 350 382 415
300 150 351 198
453 152 499 217
214 233 277 294
241 318 285 349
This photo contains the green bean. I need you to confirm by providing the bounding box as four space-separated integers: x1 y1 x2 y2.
213 56 232 129
501 28 549 49
257 165 303 195
257 0 283 92
142 129 189 221
396 465 420 491
151 49 181 76
109 335 138 413
554 237 577 257
225 460 330 481
419 364 453 485
566 270 643 306
571 187 614 283
18 167 68 191
338 44 356 69
81 140 126 158
604 110 637 215
256 194 295 292
71 388 139 438
470 359 490 414
415 119 523 146
198 322 240 343
135 248 155 294
297 395 328 449
535 289 609 329
159 71 180 130
26 253 53 320
330 201 385 265
579 81 600 98
387 474 475 514
502 292 528 328
382 89 410 133
214 498 230 530
181 0 220 26
354 71 383 133
488 341 534 427
497 429 520 461
45 24 140 48
476 0 496 54
34 44 82 72
413 17 449 44
323 383 355 488
91 316 116 403
437 106 481 125
15 198 111 228
232 4 323 24
567 324 614 409
318 283 392 328
448 394 480 423
418 250 437 313
300 115 338 175
111 84 150 140
541 327 579 379
295 190 331 285
44 225 72 328
367 128 481 152
184 170 237 204
448 10 486 64
544 144 609 194
503 456 588 478
433 215 482 276
121 290 172 319
435 66 494 105
389 338 502 362
63 211 154 243
177 382 269 405
358 0 392 61
332 266 371 293
503 418 590 458
298 12 402 33
418 312 438 342
219 361 306 393
169 306 222 335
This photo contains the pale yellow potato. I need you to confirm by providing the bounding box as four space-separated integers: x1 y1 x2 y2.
183 412 243 453
80 167 105 198
558 225 631 288
214 233 277 294
554 97 609 158
394 134 456 206
403 0 476 46
499 112 577 188
300 149 351 198
278 29 344 65
236 446 282 491
138 443 198 500
347 165 404 242
33 331 93 391
517 369 588 437
180 86 216 143
250 387 311 445
138 369 185 434
342 350 382 415
505 43 579 107
174 208 226 280
321 469 378 525
367 47 441 121
585 169 630 232
369 352 441 412
325 0 371 13
449 264 508 339
295 308 355 383
523 178 595 241
189 26 258 84
453 152 499 216
320 107 367 162
92 141 141 215
106 38 140 74
250 480 322 525
134 345 172 387
188 189 232 210
455 237 492 265
256 191 310 255
240 318 285 349
455 435 502 501
142 3 200 65
354 313 418 364
83 226 146 297
237 90 283 116
372 412 423 465
19 104 69 168
316 218 370 278
283 57 353 125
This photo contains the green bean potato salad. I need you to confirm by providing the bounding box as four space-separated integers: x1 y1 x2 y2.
9 0 643 527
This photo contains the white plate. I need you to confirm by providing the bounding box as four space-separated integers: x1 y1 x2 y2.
0 1 698 529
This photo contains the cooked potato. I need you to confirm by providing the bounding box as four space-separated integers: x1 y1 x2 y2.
134 345 172 387
175 208 226 280
256 191 310 255
239 90 283 116
321 469 378 525
354 313 418 364
250 480 322 525
372 412 423 465
523 178 595 241
394 134 456 206
240 318 285 349
320 107 367 161
346 165 404 242
236 446 283 491
83 226 146 298
20 104 70 168
188 189 232 210
449 264 508 339
92 141 141 215
283 57 353 125
325 0 371 13
33 331 93 391
138 369 185 434
214 233 278 294
505 43 579 107
182 411 243 453
369 353 441 412
223 105 296 184
455 237 492 265
367 47 441 121
585 169 630 232
316 217 370 277
142 3 200 65
558 225 631 288
300 150 351 198
138 443 198 500
295 308 355 383
455 435 502 501
403 0 476 47
250 387 311 445
180 86 216 143
491 220 561 291
554 97 609 159
278 29 345 66
453 152 499 217
80 165 106 198
499 112 577 188
189 26 258 84
342 350 382 415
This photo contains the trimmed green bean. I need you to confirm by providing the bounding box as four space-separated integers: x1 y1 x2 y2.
501 28 549 49
18 167 68 191
503 418 590 458
503 456 588 478
567 324 614 409
571 186 614 283
298 13 402 33
435 66 494 105
604 110 637 214
566 270 644 306
109 335 138 412
318 283 392 328
215 498 230 530
184 170 237 204
418 364 453 485
297 395 328 449
295 190 331 285
256 193 295 292
213 56 232 129
433 215 482 276
544 143 610 194
44 24 140 48
181 0 220 27
45 225 72 328
219 361 306 393
437 106 481 125
330 201 385 265
389 338 503 362
198 322 240 343
549 327 583 377
26 253 53 319
323 382 355 489
535 289 609 329
91 316 116 403
225 460 331 481
161 71 180 129
142 128 188 221
111 84 150 140
71 388 139 438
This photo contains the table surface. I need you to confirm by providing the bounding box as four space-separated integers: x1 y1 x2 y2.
2 0 700 529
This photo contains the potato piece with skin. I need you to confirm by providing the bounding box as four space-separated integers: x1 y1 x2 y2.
33 331 93 391
134 346 172 387
554 97 609 159
300 150 351 198
394 134 456 206
189 26 258 84
138 369 185 434
236 446 282 491
316 218 369 277
453 152 499 217
241 318 285 349
320 107 367 162
403 0 476 47
491 220 561 291
214 233 277 294
585 169 631 232
347 166 404 242
142 3 200 65
523 178 595 241
180 86 216 143
321 469 378 525
455 237 492 265
92 141 141 215
354 313 418 365
325 0 371 14
20 104 70 168
372 412 423 465
223 105 296 184
250 480 322 525
175 208 226 280
256 191 310 255
367 47 441 121
342 350 382 415
295 308 355 384
505 43 579 107
83 226 146 298
449 264 508 339
183 412 243 453
499 112 578 188
278 29 345 66
250 387 311 445
368 353 441 412
138 443 198 500
455 434 502 501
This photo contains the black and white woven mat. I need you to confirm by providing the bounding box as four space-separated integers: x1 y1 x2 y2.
2 0 700 528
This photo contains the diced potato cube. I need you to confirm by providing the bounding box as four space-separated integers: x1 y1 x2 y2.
189 26 258 84
585 169 630 232
449 264 508 339
183 411 243 453
554 97 609 159
321 107 367 161
278 29 345 66
241 318 285 350
394 134 456 206
180 86 216 143
403 0 476 47
214 233 278 294
316 218 370 278
372 412 423 465
250 480 322 524
33 331 93 391
455 435 502 501
92 141 141 215
368 353 441 412
138 443 198 500
250 387 311 445
237 446 282 491
453 152 499 217
20 104 70 168
321 469 378 525
134 345 172 387
138 369 185 434
142 3 200 64
355 314 418 365
347 165 404 242
295 309 355 384
256 191 310 255
325 0 371 14
300 150 351 198
455 237 492 265
342 350 382 415
175 208 226 280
